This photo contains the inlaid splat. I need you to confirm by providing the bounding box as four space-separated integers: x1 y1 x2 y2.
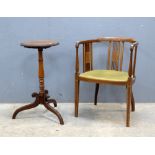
107 41 124 71
83 43 93 72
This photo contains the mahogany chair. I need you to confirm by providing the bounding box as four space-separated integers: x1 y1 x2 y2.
74 37 138 127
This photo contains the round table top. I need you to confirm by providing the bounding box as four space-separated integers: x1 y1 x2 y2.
20 40 59 49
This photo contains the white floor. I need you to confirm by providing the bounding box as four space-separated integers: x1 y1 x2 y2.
0 103 155 137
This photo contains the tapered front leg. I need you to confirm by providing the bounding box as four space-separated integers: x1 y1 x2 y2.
126 85 132 127
75 77 80 117
131 90 135 112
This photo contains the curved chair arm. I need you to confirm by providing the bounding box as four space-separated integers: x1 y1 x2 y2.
76 37 136 47
75 39 101 48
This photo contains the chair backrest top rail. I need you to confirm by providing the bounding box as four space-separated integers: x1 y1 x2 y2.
76 37 137 48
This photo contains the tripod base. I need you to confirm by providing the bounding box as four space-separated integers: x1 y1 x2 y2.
12 90 64 125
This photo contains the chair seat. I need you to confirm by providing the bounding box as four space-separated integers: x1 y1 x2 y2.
79 70 128 83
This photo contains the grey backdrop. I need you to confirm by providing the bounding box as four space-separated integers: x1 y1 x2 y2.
0 17 154 103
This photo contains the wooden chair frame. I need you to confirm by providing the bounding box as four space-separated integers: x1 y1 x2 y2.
74 37 138 127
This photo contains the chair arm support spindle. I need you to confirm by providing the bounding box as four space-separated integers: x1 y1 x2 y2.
75 46 79 74
128 47 133 77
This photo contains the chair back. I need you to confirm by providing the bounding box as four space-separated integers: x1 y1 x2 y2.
75 37 138 78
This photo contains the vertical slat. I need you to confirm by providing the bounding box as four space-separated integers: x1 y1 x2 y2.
90 43 93 70
119 42 124 71
83 43 93 72
110 41 124 71
107 41 112 69
75 46 79 73
83 44 85 71
112 42 117 70
111 42 115 70
111 42 114 69
117 42 120 70
128 47 133 77
111 42 120 70
132 45 137 77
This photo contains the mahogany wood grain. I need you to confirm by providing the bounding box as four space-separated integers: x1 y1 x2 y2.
12 40 64 125
75 37 138 127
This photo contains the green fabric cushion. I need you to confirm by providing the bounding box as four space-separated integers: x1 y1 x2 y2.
79 70 128 82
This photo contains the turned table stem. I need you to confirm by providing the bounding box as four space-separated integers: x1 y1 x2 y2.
38 48 45 97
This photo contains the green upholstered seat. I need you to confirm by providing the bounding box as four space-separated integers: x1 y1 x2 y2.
79 70 128 82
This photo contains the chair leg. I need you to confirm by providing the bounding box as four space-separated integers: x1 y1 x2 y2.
131 90 135 112
94 83 99 105
126 85 132 127
75 79 80 117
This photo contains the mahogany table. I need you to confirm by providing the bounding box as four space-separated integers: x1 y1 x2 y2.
12 40 64 125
